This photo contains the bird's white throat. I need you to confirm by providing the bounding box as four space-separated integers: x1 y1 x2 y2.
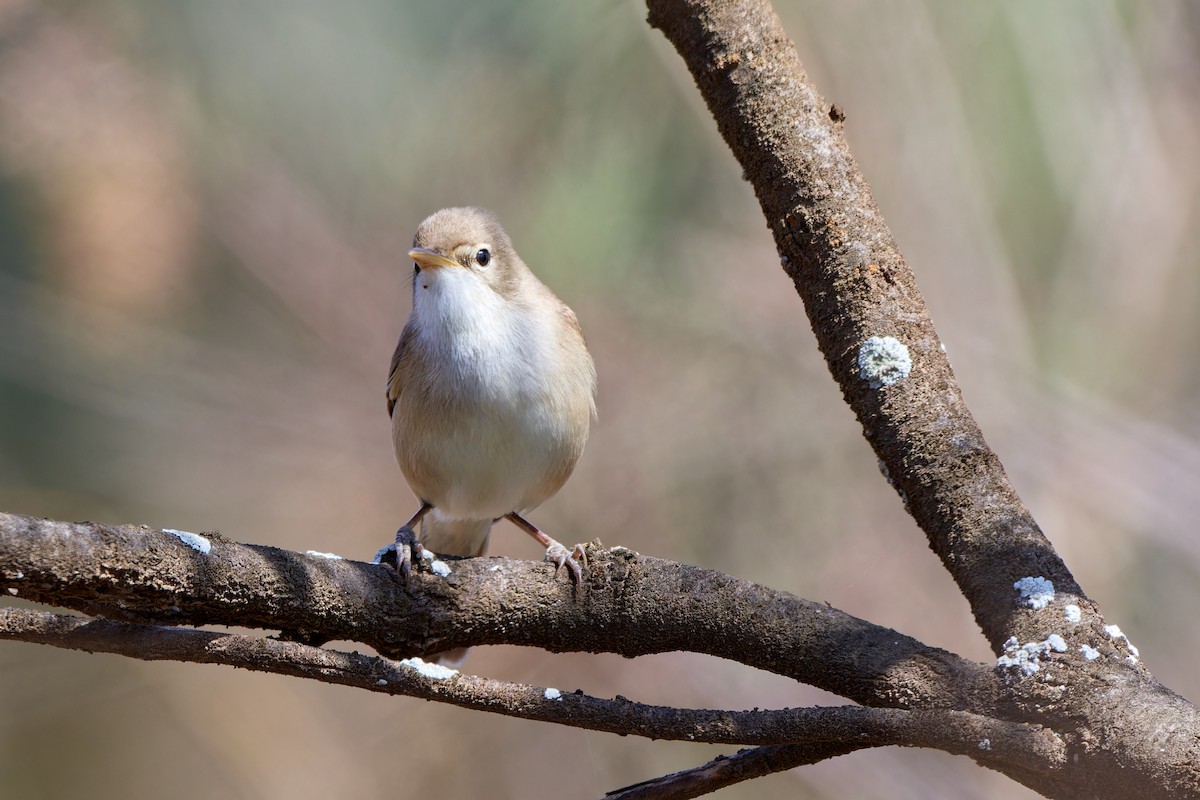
412 267 551 402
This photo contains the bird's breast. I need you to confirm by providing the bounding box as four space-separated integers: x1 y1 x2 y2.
395 276 591 518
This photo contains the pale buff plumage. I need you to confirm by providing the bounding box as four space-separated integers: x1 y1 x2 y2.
387 207 596 572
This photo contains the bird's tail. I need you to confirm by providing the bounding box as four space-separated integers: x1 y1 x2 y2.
419 510 493 667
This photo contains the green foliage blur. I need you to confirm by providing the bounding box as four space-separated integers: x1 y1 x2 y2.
2 2 1198 798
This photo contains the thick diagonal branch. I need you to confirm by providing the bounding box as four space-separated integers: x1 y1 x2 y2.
646 0 1081 652
643 2 1200 798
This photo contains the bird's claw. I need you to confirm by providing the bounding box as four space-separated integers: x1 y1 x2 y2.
373 526 425 582
544 541 587 586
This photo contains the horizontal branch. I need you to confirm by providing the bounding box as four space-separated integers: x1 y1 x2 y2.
0 607 1062 771
8 509 1197 797
0 512 1000 713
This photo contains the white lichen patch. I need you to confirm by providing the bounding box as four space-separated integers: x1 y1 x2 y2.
857 336 912 388
997 635 1066 676
1104 625 1140 662
164 529 211 555
544 687 562 701
1080 644 1100 661
421 549 436 562
398 657 459 681
430 559 451 578
1014 576 1054 610
799 123 834 162
977 739 991 751
306 550 343 560
1064 604 1082 623
376 679 388 686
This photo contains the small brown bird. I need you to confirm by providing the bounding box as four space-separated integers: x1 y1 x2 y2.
386 207 596 584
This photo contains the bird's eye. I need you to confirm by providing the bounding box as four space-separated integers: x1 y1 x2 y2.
474 248 491 267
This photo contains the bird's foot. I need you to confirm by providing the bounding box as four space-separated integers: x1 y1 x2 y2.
503 512 588 587
374 504 434 582
372 526 426 582
544 540 587 586
395 525 426 580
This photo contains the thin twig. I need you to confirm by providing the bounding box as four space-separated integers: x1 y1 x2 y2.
603 744 856 800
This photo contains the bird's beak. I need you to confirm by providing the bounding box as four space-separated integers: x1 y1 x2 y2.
408 247 459 270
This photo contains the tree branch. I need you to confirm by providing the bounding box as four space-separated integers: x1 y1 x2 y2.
642 1 1200 797
1 509 1187 798
0 512 998 712
0 606 1058 770
646 0 1081 654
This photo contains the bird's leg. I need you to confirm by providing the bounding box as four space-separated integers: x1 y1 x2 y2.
504 512 586 586
381 502 432 581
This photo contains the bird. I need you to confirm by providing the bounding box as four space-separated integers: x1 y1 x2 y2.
385 206 596 588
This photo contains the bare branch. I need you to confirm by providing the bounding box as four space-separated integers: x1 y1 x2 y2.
0 607 1062 770
645 0 1083 653
642 1 1200 797
0 511 998 712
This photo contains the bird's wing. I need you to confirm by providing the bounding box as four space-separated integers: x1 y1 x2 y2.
557 302 599 417
386 325 414 417
558 303 583 337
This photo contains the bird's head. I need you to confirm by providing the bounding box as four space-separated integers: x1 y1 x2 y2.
408 207 524 302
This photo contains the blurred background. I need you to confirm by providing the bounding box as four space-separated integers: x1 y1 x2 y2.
1 0 1198 797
